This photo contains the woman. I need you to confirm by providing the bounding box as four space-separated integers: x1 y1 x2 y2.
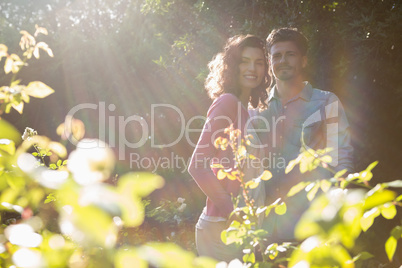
188 35 269 262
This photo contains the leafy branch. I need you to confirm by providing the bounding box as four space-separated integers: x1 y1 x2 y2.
0 25 54 115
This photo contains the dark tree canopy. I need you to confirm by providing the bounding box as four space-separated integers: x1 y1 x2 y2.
0 0 401 181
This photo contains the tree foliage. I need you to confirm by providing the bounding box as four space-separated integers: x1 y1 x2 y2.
0 1 401 266
0 0 400 178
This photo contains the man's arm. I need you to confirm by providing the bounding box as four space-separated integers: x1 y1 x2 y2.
325 94 354 173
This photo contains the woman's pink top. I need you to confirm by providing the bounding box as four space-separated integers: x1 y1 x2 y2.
188 93 250 218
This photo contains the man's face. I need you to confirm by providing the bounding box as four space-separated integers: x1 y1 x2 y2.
269 41 307 82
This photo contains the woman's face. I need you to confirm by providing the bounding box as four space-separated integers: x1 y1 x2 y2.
237 46 266 93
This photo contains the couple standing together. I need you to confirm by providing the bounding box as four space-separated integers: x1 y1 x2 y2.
188 27 353 261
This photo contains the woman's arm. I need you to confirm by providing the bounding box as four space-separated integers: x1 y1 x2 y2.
188 94 239 218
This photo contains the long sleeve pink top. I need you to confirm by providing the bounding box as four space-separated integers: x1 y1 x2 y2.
188 93 250 218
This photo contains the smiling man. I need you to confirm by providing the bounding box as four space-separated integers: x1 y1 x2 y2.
258 27 354 242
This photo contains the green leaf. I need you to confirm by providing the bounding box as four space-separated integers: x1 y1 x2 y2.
320 179 332 193
193 256 219 268
4 57 13 74
390 226 402 238
275 202 287 215
360 207 380 232
254 262 273 268
0 187 20 204
0 119 22 144
217 169 227 180
331 244 354 267
381 203 397 219
24 81 54 98
363 188 396 210
210 163 224 168
117 172 164 227
152 56 167 68
285 159 298 174
334 169 347 179
77 205 117 247
391 226 402 239
222 228 244 245
137 242 199 267
0 139 16 155
299 157 310 174
352 251 374 262
28 188 45 209
245 178 260 189
252 229 269 238
44 193 57 204
6 174 25 190
0 44 8 61
5 103 12 113
10 79 21 87
264 207 272 217
118 172 164 198
49 163 57 169
383 180 402 188
295 219 321 240
243 252 255 263
220 229 227 244
266 243 279 260
385 236 397 261
307 182 320 201
358 170 373 182
260 170 272 181
320 155 332 163
115 248 147 268
21 92 30 103
11 100 24 114
287 181 309 197
366 161 378 172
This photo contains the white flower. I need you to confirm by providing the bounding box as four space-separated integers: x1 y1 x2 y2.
67 139 115 185
48 235 65 249
5 224 42 247
21 127 37 141
228 259 244 268
36 169 69 189
12 248 43 268
17 153 38 173
78 184 120 215
216 259 244 268
173 215 182 224
177 203 186 212
177 197 185 203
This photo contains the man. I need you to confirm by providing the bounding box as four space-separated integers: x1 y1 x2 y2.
255 27 353 241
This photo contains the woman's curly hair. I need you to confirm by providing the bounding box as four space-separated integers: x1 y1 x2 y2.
205 34 270 109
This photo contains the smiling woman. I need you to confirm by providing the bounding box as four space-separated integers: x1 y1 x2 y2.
238 47 266 99
188 35 269 262
204 35 270 108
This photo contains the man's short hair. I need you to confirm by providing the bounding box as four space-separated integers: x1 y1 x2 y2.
266 27 308 56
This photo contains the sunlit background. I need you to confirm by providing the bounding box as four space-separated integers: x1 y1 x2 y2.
1 0 401 263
